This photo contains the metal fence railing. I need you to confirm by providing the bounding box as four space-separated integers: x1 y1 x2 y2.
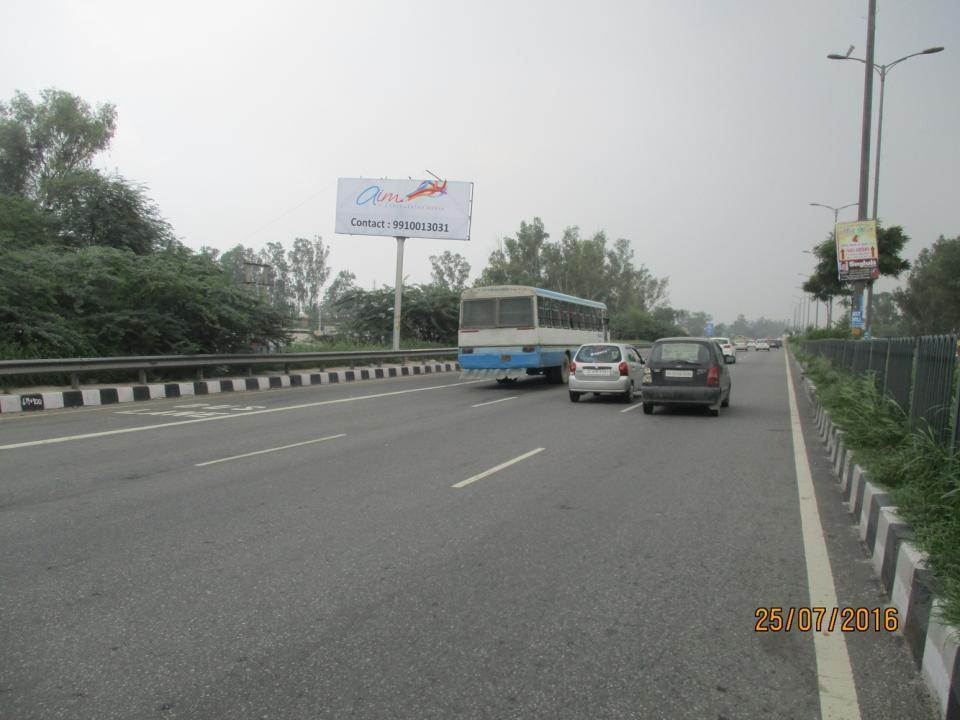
0 348 459 389
911 336 958 446
801 335 959 451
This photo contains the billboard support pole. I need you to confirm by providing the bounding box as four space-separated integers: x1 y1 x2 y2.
392 237 406 351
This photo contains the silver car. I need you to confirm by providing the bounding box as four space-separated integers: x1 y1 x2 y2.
568 343 645 402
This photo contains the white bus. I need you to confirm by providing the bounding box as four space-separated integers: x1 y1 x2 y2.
458 285 608 384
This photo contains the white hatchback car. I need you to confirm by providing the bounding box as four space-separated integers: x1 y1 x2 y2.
713 337 736 364
755 339 771 351
568 343 645 402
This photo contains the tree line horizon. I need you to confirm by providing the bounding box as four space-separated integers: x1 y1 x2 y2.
2 89 956 360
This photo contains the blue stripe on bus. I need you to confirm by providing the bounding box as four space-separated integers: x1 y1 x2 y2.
458 347 573 369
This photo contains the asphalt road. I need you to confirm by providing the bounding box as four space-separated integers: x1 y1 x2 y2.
0 350 938 719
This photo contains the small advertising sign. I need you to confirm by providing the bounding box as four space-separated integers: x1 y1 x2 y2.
836 220 879 282
705 321 714 337
335 178 473 241
851 309 865 329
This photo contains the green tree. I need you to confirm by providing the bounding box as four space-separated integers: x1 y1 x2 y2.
869 291 905 337
322 270 358 328
0 89 116 201
541 227 608 300
288 235 331 324
0 194 59 248
256 240 293 316
803 225 911 325
429 250 471 291
44 170 175 254
609 307 683 341
334 284 460 344
894 235 960 334
477 217 549 286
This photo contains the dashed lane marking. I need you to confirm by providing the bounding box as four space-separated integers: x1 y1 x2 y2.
195 434 346 467
470 396 518 408
451 448 545 489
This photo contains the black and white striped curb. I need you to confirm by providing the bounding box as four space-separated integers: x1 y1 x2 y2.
0 362 460 414
803 374 960 720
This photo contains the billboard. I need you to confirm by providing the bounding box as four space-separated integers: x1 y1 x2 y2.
835 219 879 282
335 178 473 241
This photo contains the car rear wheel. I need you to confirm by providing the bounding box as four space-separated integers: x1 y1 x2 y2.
622 383 634 403
709 406 720 417
569 391 581 402
642 402 654 415
721 391 730 408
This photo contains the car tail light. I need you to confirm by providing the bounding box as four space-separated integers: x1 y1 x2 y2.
618 361 629 376
569 361 577 373
642 368 652 383
707 365 720 386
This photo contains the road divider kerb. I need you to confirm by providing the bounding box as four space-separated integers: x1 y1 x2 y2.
0 379 484 452
451 448 545 489
0 362 460 415
797 354 960 719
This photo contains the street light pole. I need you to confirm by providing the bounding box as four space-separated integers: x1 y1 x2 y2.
828 42 944 335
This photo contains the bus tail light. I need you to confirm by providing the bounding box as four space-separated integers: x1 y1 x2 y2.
618 361 629 376
707 365 720 386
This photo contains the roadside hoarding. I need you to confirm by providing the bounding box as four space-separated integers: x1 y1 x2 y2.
835 219 879 282
705 321 714 337
335 178 473 241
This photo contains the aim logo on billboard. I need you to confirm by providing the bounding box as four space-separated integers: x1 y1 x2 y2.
356 180 448 207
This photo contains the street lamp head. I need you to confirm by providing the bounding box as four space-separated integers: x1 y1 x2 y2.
923 46 945 54
827 54 848 60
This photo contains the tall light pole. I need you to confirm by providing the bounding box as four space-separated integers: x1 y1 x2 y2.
828 42 944 335
828 46 944 220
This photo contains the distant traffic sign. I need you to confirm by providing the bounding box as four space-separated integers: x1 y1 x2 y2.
705 321 714 337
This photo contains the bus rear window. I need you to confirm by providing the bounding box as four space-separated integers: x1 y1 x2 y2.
462 299 496 328
498 297 533 327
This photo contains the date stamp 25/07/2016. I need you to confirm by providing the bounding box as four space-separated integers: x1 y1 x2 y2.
754 607 899 633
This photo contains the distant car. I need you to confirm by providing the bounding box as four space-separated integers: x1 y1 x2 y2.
755 339 771 351
770 338 783 349
734 339 748 352
747 340 757 350
713 336 736 364
641 337 732 417
568 343 644 403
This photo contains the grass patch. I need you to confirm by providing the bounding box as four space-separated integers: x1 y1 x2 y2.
799 351 960 629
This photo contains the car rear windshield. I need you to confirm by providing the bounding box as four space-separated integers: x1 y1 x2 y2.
650 342 712 364
576 345 622 363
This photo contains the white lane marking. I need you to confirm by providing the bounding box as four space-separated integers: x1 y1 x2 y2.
620 402 643 413
451 448 545 489
471 396 518 408
0 380 484 451
196 433 346 467
784 350 861 719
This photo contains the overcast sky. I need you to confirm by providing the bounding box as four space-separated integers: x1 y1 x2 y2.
3 0 957 324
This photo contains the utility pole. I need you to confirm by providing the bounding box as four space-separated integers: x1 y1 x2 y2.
853 0 877 336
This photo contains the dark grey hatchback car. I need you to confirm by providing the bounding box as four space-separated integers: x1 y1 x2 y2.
640 337 732 416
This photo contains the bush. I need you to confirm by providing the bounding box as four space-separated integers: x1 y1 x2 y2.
800 351 960 628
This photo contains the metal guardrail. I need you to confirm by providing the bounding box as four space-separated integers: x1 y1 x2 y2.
0 348 459 388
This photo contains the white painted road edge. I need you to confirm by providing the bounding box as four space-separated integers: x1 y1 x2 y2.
452 448 545 489
785 351 861 719
195 434 346 467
